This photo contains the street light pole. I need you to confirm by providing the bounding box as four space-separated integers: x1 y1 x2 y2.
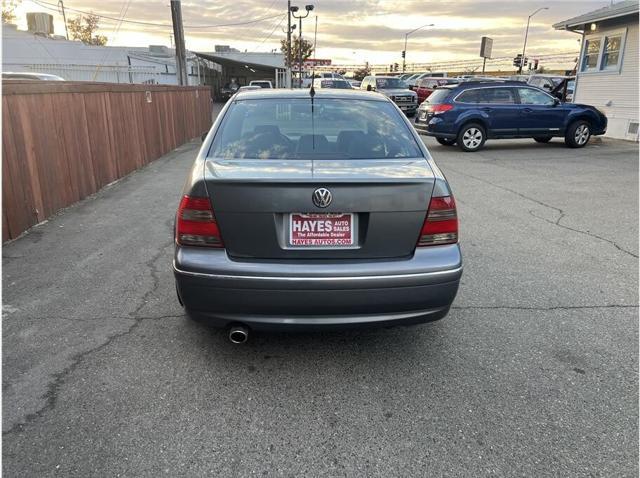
298 15 303 87
402 23 434 73
290 5 314 88
519 7 548 74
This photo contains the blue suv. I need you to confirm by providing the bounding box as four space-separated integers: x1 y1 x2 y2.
414 81 607 152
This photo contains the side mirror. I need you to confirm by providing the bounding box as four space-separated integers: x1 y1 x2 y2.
201 132 208 142
553 97 561 106
366 84 372 91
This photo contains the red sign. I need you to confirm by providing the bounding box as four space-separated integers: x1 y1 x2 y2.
304 58 332 66
289 213 353 246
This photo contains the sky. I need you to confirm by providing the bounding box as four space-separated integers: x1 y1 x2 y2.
13 0 614 66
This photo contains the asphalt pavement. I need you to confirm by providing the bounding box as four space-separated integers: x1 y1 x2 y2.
3 109 638 477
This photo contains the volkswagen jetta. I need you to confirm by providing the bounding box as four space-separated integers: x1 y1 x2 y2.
173 89 462 341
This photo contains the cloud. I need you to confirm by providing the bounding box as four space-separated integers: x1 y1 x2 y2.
17 0 607 64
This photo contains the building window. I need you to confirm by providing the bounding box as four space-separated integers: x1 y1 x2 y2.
602 34 622 70
581 38 601 71
580 29 626 73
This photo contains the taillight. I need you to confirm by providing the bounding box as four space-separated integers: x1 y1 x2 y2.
427 103 454 114
417 195 458 246
175 195 224 247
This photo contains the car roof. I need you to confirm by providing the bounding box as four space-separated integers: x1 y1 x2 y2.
3 72 65 80
445 80 528 90
233 88 388 101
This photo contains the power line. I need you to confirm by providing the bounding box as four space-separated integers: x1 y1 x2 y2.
32 0 283 28
93 0 131 80
248 14 286 52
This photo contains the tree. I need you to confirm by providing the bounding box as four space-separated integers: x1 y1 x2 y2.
2 0 20 23
68 13 107 46
280 35 314 68
352 63 371 81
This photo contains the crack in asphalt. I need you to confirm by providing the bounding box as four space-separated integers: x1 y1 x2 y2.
444 166 638 258
528 209 639 258
2 238 177 437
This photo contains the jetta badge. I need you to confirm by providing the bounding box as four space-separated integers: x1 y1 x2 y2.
312 188 332 208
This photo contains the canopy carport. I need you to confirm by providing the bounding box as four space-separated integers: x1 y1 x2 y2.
195 52 286 100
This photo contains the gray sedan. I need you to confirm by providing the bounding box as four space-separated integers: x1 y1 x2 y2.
173 89 462 342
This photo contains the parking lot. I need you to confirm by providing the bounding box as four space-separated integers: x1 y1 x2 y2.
3 106 638 476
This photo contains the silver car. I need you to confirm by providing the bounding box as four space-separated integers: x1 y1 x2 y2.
174 89 462 342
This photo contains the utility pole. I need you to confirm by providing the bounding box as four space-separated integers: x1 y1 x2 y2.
287 1 292 88
58 0 69 40
170 0 188 86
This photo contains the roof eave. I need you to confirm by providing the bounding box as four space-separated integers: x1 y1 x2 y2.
553 9 639 32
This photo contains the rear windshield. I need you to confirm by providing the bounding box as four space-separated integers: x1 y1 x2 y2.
425 88 451 104
209 98 423 160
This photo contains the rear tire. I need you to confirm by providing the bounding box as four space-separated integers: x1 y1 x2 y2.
565 120 591 148
436 137 456 146
457 123 486 152
533 136 552 143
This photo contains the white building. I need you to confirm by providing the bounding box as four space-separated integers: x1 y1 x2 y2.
2 16 287 97
2 20 212 85
554 0 639 141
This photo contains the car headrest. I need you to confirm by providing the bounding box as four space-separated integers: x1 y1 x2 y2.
297 134 330 154
336 130 366 153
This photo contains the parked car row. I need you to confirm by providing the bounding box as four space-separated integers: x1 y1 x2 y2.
222 73 597 154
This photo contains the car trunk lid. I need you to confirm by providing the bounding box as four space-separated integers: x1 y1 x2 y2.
204 158 435 260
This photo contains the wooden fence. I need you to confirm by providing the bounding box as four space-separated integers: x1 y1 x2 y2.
2 81 212 241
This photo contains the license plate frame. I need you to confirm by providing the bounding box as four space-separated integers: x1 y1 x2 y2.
287 213 356 249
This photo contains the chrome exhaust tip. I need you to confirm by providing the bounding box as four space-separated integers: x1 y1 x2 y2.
228 325 249 344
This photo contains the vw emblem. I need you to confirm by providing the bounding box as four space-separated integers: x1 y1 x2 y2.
312 188 332 208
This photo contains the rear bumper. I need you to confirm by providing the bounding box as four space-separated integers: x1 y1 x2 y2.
174 245 462 330
416 129 457 139
396 105 417 114
414 115 457 138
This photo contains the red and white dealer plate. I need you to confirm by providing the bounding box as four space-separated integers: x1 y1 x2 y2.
289 213 354 247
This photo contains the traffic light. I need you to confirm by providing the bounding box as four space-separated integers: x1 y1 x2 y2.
513 54 522 68
394 62 399 72
401 50 406 58
533 59 539 70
